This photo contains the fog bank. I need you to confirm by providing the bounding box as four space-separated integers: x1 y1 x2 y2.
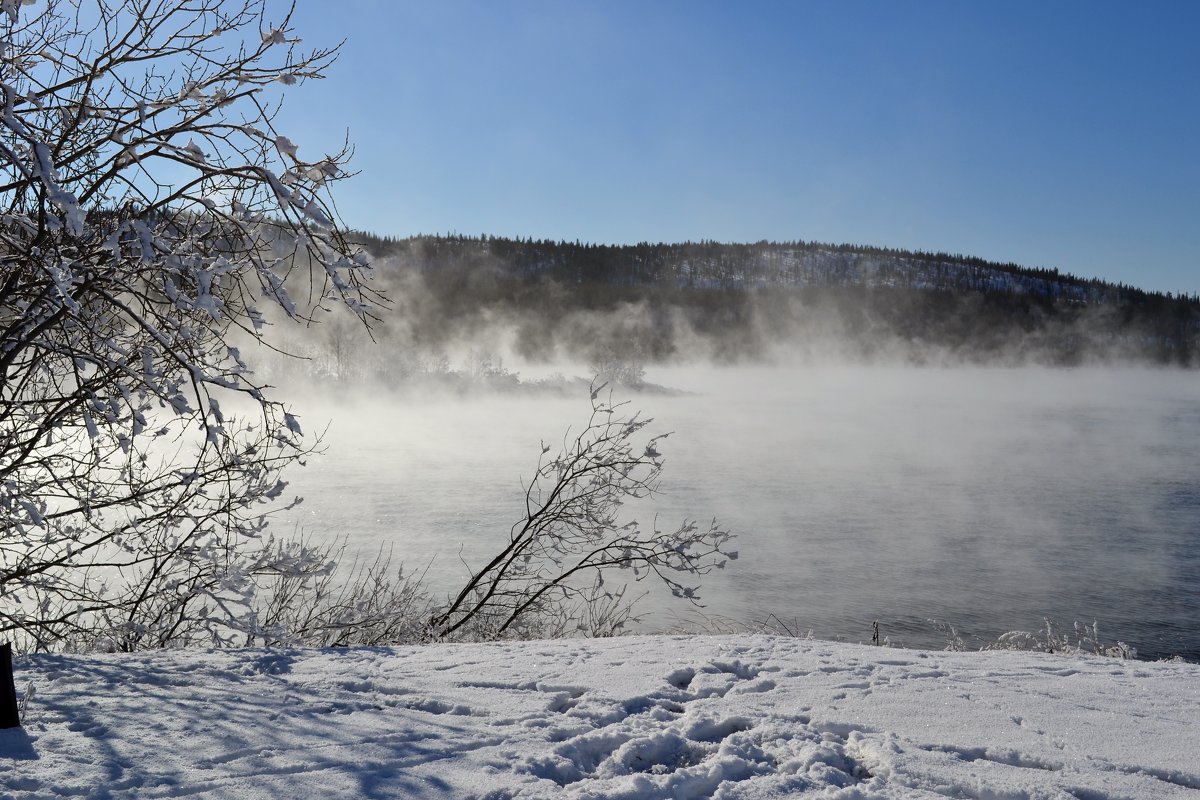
281 364 1200 660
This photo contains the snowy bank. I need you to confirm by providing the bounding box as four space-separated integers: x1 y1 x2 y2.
2 635 1197 798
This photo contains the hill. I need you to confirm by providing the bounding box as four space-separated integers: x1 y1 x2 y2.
341 234 1199 373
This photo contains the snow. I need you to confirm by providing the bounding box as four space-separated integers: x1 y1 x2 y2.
3 635 1197 798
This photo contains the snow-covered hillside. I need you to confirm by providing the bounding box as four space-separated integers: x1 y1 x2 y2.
2 636 1197 798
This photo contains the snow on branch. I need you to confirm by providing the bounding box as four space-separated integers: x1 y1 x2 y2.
0 0 383 651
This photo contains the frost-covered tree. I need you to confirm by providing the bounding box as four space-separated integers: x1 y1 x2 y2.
0 0 378 650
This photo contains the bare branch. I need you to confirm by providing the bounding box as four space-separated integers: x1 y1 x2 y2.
430 383 736 640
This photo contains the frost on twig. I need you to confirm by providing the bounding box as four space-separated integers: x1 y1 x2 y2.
0 0 381 651
430 383 736 640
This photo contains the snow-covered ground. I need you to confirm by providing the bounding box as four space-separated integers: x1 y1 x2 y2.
2 636 1197 799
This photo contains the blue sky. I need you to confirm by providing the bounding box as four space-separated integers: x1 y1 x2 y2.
280 2 1199 295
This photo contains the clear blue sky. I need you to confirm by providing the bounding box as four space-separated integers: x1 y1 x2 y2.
280 1 1199 295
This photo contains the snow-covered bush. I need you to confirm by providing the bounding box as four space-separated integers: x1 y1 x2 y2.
247 537 434 648
985 619 1137 659
0 0 378 651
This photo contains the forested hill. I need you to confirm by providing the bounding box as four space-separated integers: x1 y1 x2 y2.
360 234 1190 303
347 233 1199 368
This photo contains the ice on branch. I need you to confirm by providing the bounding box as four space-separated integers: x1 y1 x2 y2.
0 0 382 651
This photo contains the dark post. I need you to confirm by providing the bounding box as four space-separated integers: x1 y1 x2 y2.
0 642 19 728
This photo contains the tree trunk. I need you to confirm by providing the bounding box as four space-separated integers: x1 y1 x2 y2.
0 643 19 728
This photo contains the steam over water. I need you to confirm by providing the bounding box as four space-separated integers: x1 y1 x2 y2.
283 366 1200 660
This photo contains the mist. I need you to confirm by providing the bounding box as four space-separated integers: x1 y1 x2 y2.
228 234 1200 657
276 354 1200 661
249 236 1199 398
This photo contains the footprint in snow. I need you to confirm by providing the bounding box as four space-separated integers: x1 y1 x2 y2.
666 667 695 690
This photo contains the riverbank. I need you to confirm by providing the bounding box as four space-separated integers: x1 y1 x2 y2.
3 634 1197 798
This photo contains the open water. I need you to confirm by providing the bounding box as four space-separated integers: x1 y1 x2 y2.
282 366 1200 660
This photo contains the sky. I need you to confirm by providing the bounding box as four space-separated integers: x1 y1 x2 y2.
278 1 1199 295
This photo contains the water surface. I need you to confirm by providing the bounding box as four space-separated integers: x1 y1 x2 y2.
283 366 1200 659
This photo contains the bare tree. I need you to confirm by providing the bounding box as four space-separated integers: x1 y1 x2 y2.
0 0 378 650
430 384 736 640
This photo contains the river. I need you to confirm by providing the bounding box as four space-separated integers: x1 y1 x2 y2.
281 365 1200 660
